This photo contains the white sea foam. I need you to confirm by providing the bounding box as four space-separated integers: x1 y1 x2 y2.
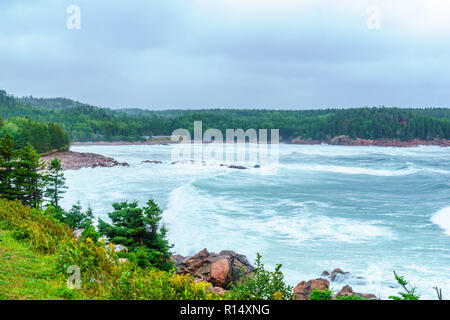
431 206 450 236
245 214 395 244
280 163 418 176
66 144 450 299
163 182 395 257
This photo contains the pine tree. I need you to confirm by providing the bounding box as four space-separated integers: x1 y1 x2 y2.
0 135 17 200
44 158 66 207
14 144 46 208
98 199 173 270
62 201 93 229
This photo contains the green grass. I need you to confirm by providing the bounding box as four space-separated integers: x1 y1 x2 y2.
0 229 67 300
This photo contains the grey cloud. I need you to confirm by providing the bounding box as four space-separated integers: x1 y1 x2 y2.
0 0 449 109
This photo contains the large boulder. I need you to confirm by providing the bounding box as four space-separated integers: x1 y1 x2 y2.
321 268 350 282
335 285 354 297
293 278 330 300
330 135 354 146
171 254 186 269
335 285 377 300
330 268 349 281
174 248 254 289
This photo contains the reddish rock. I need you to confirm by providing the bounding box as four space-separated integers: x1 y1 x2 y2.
175 248 254 289
336 285 354 297
40 151 129 171
356 292 377 300
208 258 230 288
293 278 330 300
142 160 163 164
330 135 354 145
330 268 349 281
335 285 377 300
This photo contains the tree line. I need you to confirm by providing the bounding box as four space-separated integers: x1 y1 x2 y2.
2 90 450 142
1 91 70 153
0 135 65 209
0 117 69 154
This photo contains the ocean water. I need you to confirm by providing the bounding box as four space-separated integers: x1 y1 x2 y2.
62 144 450 299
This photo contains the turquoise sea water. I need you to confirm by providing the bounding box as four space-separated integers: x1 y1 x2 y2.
63 144 450 299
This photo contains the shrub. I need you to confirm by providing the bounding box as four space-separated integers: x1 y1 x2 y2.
98 199 174 271
0 199 71 253
80 220 100 243
105 267 218 300
54 237 220 300
57 202 94 229
308 288 333 300
55 238 118 282
389 271 419 300
229 253 293 300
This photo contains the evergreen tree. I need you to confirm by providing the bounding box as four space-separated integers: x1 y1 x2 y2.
0 135 16 200
61 201 94 229
98 199 173 270
44 158 66 207
14 144 45 208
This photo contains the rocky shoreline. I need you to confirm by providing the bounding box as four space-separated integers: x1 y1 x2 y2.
289 135 450 147
172 248 377 300
71 141 172 146
40 151 129 171
72 136 450 147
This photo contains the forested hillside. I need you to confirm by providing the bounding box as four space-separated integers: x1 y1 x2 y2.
0 91 69 153
1 90 450 142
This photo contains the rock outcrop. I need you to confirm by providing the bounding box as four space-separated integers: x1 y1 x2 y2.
174 248 254 289
41 151 129 171
293 278 330 300
335 285 377 300
322 268 350 282
228 165 247 170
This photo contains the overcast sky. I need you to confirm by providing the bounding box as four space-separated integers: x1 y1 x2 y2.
1 0 450 109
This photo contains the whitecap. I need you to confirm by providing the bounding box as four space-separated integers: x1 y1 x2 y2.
280 163 418 176
431 206 450 236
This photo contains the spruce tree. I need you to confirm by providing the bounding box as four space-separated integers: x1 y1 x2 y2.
14 144 45 208
44 157 66 207
0 135 17 200
98 199 173 270
62 201 94 229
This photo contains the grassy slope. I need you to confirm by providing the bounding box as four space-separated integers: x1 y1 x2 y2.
0 230 64 300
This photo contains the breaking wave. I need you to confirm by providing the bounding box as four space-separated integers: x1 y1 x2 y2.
432 206 450 236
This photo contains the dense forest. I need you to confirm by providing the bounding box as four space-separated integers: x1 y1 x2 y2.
0 92 69 153
1 90 450 142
